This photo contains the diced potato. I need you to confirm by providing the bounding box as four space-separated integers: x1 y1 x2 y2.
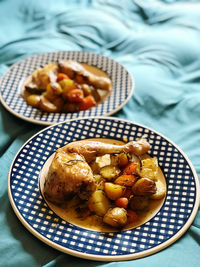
104 182 124 200
103 207 127 228
46 82 63 99
59 79 76 99
95 154 111 168
100 165 121 180
39 95 57 112
26 94 41 108
59 78 75 90
110 153 129 168
151 180 166 200
140 157 158 181
132 177 157 196
88 190 111 216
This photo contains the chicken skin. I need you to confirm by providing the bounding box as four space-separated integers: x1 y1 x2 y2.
58 60 112 91
44 139 150 205
44 151 95 204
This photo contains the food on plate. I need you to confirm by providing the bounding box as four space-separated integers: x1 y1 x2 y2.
43 138 166 230
23 60 112 113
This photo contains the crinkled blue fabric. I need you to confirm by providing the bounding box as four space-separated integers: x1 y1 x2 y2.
0 0 200 266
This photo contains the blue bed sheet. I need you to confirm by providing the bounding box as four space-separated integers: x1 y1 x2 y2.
0 0 199 266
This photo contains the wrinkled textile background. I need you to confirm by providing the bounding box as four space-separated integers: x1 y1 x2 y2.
0 0 200 266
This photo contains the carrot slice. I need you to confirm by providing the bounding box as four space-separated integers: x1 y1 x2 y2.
115 197 129 209
123 162 139 175
67 89 84 103
57 73 69 82
114 174 137 187
79 95 96 110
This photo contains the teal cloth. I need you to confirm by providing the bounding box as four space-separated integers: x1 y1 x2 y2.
0 0 200 266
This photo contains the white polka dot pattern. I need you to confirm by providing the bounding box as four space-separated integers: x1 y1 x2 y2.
8 117 199 261
0 51 133 125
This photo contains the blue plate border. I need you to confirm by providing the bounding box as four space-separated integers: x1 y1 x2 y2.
8 117 200 261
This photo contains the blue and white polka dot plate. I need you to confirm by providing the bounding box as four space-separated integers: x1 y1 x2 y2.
8 117 200 261
0 51 133 125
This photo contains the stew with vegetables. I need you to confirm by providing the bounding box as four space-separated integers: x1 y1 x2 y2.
23 61 112 113
41 138 166 232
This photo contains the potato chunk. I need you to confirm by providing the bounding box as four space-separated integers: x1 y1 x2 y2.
88 190 111 216
110 153 129 168
103 207 127 228
39 95 57 112
104 182 124 200
100 165 121 180
140 157 158 181
26 94 41 108
151 180 166 200
95 154 111 168
132 177 156 196
46 82 63 100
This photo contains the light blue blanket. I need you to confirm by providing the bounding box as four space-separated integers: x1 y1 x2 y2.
0 0 199 266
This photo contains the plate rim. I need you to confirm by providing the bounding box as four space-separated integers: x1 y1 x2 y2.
0 51 134 125
7 116 200 261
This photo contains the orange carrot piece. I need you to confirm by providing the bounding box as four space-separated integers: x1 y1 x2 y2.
115 197 129 209
114 174 137 187
67 89 84 103
57 73 69 82
123 162 139 175
79 95 96 110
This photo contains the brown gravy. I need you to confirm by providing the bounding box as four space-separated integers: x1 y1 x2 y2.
82 63 111 104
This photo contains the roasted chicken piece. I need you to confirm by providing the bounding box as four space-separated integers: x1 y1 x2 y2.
58 60 112 91
59 138 150 162
44 150 96 204
25 63 58 93
44 139 150 205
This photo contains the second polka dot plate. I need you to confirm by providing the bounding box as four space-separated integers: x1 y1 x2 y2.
0 51 133 125
7 117 200 261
